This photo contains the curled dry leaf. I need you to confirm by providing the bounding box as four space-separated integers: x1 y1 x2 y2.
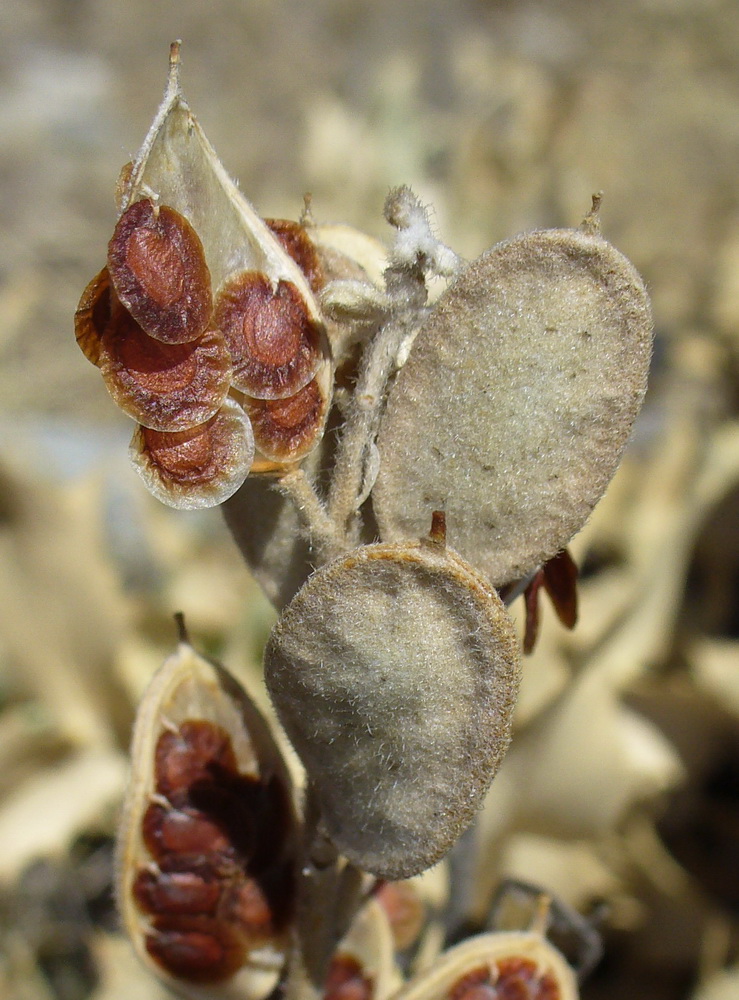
129 397 255 509
99 307 232 431
265 534 521 879
373 226 653 588
74 266 113 367
116 629 297 999
392 931 578 1000
108 198 213 345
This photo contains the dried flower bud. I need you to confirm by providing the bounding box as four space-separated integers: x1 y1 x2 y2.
99 306 232 431
130 398 254 509
74 266 112 366
214 272 323 399
265 533 521 880
393 932 578 1000
373 227 653 588
116 628 297 997
108 198 213 344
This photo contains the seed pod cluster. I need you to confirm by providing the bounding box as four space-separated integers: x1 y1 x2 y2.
74 44 332 508
117 631 297 998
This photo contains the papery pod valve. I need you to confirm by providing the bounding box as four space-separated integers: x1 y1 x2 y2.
116 624 298 998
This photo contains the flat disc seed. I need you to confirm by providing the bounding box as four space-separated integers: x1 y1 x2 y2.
99 308 232 431
74 267 112 366
244 377 328 463
215 272 322 399
373 228 653 588
265 540 521 879
108 198 213 344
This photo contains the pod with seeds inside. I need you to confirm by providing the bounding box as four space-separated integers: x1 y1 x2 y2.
372 225 653 588
130 397 255 509
108 198 213 344
394 931 578 1000
99 307 232 431
117 628 298 998
74 266 113 367
264 526 521 880
214 271 323 399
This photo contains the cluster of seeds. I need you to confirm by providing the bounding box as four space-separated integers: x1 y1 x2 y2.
75 198 330 508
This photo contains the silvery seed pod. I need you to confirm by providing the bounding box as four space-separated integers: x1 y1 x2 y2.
264 526 521 879
117 628 298 999
372 224 653 588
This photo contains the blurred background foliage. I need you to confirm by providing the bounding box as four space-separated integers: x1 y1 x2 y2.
1 1 739 998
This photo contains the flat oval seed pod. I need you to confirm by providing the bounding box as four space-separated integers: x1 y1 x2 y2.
265 538 521 879
392 932 578 1000
117 631 298 999
108 198 213 344
373 228 653 588
130 398 255 509
99 307 232 431
74 266 112 366
214 272 323 399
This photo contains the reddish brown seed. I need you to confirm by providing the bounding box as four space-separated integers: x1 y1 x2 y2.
324 954 374 1000
220 877 275 939
108 198 213 344
142 803 234 859
541 549 579 630
130 398 255 509
133 867 221 916
449 960 561 1000
264 218 324 293
154 720 239 799
99 307 232 431
214 271 322 399
74 267 112 366
244 377 327 462
145 917 243 983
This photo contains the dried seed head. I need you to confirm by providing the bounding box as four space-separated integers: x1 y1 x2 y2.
129 398 254 509
116 632 297 997
373 227 653 588
214 272 323 399
74 267 112 366
265 537 521 879
391 932 578 1000
99 306 232 431
108 198 213 344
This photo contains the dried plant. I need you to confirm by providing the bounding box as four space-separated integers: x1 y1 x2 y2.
75 42 654 1000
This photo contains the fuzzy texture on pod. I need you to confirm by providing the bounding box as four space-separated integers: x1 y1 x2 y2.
372 227 653 588
264 538 521 880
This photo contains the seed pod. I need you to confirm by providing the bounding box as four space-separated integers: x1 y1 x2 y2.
264 531 521 879
117 629 298 999
130 397 255 509
393 931 578 1000
108 198 213 344
372 227 653 588
324 900 402 1000
74 266 113 366
99 306 232 431
214 271 323 400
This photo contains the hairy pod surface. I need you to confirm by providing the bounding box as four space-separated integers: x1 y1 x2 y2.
117 634 297 999
264 538 521 879
392 931 578 1000
372 227 653 588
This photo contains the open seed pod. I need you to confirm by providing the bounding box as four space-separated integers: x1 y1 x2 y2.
116 626 298 999
323 899 402 1000
264 522 521 879
372 223 653 588
393 930 578 1000
129 397 255 509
